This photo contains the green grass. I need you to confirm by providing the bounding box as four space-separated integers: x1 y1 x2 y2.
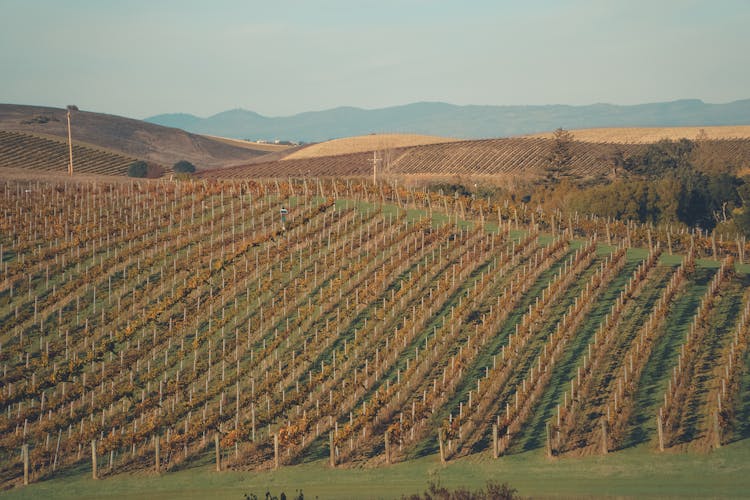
7 440 750 499
659 253 684 266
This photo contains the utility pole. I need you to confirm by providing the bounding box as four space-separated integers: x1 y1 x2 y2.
66 105 77 176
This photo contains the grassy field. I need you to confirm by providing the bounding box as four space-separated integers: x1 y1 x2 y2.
5 440 750 500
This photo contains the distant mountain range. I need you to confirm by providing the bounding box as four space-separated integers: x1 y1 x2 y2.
146 99 750 142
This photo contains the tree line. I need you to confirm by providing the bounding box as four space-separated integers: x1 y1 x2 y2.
566 137 750 236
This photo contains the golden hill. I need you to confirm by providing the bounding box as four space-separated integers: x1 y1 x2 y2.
528 125 750 143
284 133 459 160
0 104 271 169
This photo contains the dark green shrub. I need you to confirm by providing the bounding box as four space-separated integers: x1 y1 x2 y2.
127 160 149 178
173 160 196 174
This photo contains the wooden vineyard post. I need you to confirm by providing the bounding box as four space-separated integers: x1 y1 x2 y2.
53 430 61 472
22 444 29 486
91 439 98 480
274 433 279 470
600 419 608 455
738 238 745 265
492 424 499 459
155 435 160 474
384 431 391 465
657 411 664 452
438 431 446 465
713 410 721 449
329 431 335 468
545 423 552 458
711 233 717 260
668 229 673 255
215 433 221 472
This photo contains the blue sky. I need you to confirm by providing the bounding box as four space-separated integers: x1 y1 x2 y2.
1 0 748 118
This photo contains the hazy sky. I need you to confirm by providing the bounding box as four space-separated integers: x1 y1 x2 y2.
2 0 748 119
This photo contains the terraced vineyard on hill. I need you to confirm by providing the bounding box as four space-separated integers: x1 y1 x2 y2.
206 138 640 179
0 177 749 490
205 137 750 180
0 131 141 177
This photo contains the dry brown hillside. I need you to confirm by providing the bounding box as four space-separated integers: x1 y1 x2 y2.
528 125 750 143
0 104 273 169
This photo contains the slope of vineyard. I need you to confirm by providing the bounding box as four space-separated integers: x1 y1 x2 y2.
1 176 749 492
203 138 644 179
0 131 139 176
0 104 273 169
204 136 750 180
284 134 460 160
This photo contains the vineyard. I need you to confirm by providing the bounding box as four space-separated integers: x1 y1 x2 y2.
205 138 641 179
204 136 750 180
1 176 749 492
6 126 750 183
0 131 140 177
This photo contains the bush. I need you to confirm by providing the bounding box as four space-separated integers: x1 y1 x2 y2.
402 481 518 500
173 160 196 174
127 160 149 178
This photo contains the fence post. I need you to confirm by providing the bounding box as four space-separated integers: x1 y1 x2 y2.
713 410 722 449
438 432 446 465
91 439 98 480
657 411 665 452
22 444 29 485
155 435 160 474
492 424 498 459
274 433 279 470
215 433 221 472
329 431 335 468
385 431 391 465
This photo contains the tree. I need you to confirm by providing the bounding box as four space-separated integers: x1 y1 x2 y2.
734 182 750 236
127 160 149 178
624 139 694 178
607 146 627 179
173 160 196 174
545 128 575 184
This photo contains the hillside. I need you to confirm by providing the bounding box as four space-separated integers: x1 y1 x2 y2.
284 133 459 160
146 99 750 142
0 130 138 176
205 138 644 179
206 135 750 180
0 104 273 169
529 125 750 143
1 176 748 490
